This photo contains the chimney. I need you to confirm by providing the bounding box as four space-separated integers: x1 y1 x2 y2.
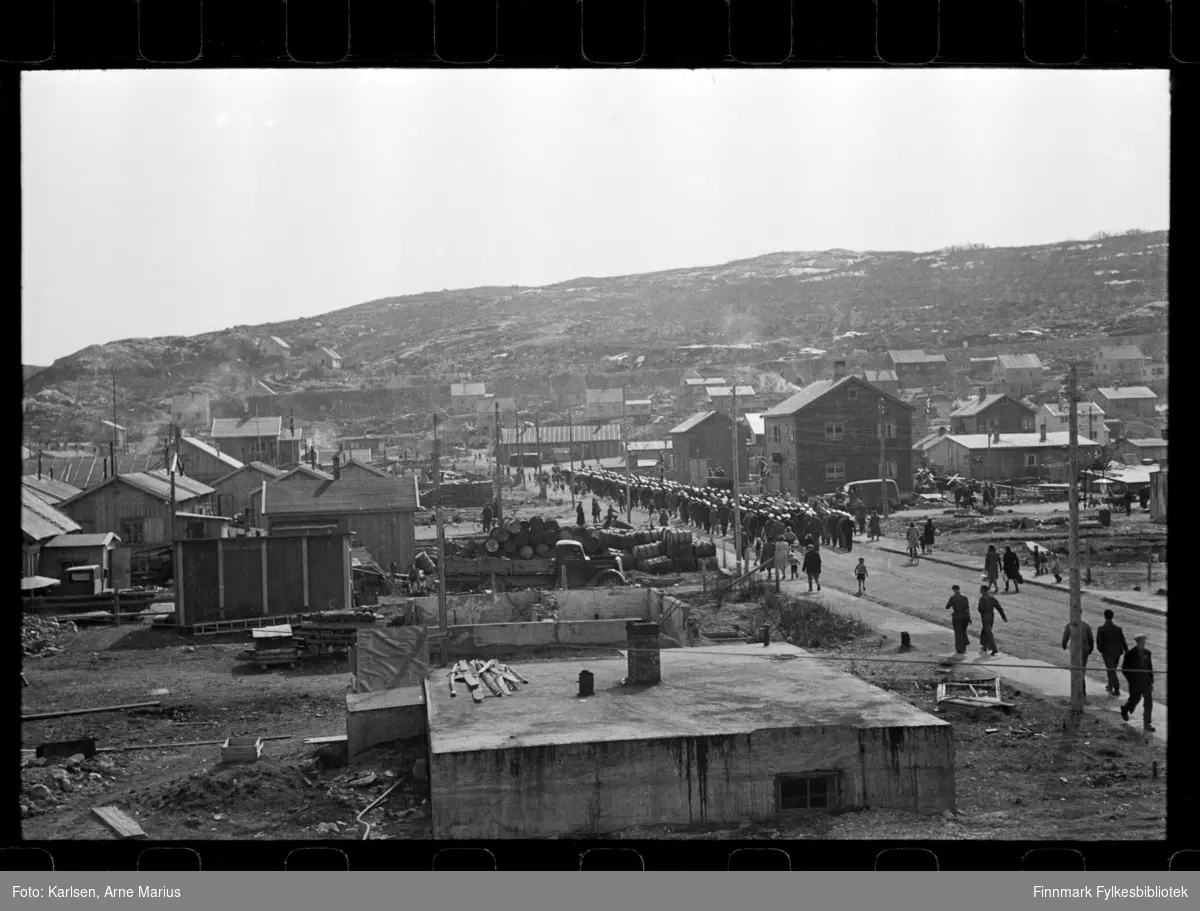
37 452 42 480
244 400 250 415
833 359 846 379
103 458 108 479
993 429 1000 444
332 458 342 481
1040 423 1047 443
625 620 661 685
978 386 987 401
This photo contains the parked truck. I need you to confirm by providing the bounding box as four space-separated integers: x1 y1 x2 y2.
439 539 627 592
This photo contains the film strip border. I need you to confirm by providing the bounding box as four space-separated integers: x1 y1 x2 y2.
2 844 1199 871
0 1 1198 67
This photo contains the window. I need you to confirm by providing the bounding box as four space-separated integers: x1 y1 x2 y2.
847 388 858 400
120 518 145 545
825 461 846 481
884 421 896 440
786 425 794 444
1026 453 1038 467
777 773 840 812
773 425 781 443
886 459 898 479
824 422 845 441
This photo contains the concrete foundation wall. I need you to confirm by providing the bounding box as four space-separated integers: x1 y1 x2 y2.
431 723 955 839
442 619 636 658
408 588 651 626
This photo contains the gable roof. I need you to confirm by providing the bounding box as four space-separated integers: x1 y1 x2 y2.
950 394 1035 418
278 464 336 481
1097 345 1143 360
1125 438 1168 448
59 471 214 507
263 476 421 515
996 353 1043 370
212 461 287 486
888 349 946 365
340 458 391 478
705 385 756 399
44 532 118 549
1096 386 1157 400
668 411 728 434
268 335 291 349
178 434 244 469
22 475 84 505
211 416 283 439
144 469 217 499
742 413 765 437
20 452 163 488
319 346 341 359
942 432 1099 451
1041 402 1106 418
862 369 898 384
763 376 912 417
23 488 82 542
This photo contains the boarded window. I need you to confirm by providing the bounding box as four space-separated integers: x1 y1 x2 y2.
825 461 846 481
847 388 858 400
1026 454 1038 467
777 772 839 812
824 422 845 441
120 518 145 544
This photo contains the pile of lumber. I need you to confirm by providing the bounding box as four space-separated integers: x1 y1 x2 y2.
447 659 529 704
252 627 299 669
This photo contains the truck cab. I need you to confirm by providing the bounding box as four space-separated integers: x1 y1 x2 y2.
554 539 626 588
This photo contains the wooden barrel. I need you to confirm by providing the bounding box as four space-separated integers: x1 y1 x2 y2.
632 543 659 562
513 532 529 548
502 540 518 555
529 515 545 535
544 519 560 532
534 542 551 557
519 545 535 560
461 540 477 557
582 536 601 554
415 552 436 574
571 525 588 541
527 529 545 546
671 529 693 546
485 538 500 554
520 520 531 534
694 541 716 558
674 556 698 573
542 530 560 546
506 519 523 535
495 527 511 543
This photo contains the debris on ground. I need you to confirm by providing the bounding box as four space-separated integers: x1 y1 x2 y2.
22 615 78 657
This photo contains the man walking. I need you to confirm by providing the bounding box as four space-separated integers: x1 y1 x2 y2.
1096 609 1129 697
591 497 601 524
801 545 822 592
945 585 972 655
906 522 921 564
1120 634 1156 733
1002 546 1022 593
855 500 867 535
867 509 881 542
1061 617 1095 672
977 585 1007 656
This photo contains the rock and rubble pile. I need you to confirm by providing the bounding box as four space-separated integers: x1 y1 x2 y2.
20 752 122 818
22 615 77 658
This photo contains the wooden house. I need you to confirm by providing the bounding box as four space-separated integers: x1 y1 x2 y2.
704 385 756 415
171 393 212 430
584 388 625 420
22 475 83 506
261 336 292 359
22 488 82 578
211 416 285 465
924 429 1098 482
668 411 737 485
93 419 127 452
37 532 119 588
1093 345 1144 382
950 391 1036 436
498 424 623 463
1092 386 1158 421
886 350 949 389
262 476 421 573
176 434 244 483
211 461 287 525
762 373 914 496
57 471 216 545
625 399 653 417
861 369 901 394
246 464 335 519
1038 403 1109 445
339 458 391 480
1112 438 1168 466
991 354 1044 398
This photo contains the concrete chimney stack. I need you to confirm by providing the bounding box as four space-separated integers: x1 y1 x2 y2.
978 387 987 401
1040 423 1047 443
993 429 1000 444
833 360 846 380
625 621 661 685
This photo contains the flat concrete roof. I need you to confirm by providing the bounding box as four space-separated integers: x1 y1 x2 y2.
427 644 948 755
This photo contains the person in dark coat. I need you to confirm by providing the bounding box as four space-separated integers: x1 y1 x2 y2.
977 585 1008 655
801 545 822 592
1123 489 1133 516
867 509 881 542
855 501 867 535
1002 546 1022 592
1061 618 1094 670
945 585 972 654
481 504 493 533
576 502 586 527
1120 634 1155 732
922 518 936 555
984 544 1001 592
808 514 823 549
1096 609 1130 697
841 515 854 552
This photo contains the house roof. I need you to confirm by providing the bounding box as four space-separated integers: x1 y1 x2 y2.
950 394 1034 418
253 380 276 395
263 476 420 515
585 388 625 404
212 461 287 486
743 413 765 437
888 349 946 365
1125 438 1168 448
211 416 283 439
22 488 81 542
940 432 1098 451
22 475 84 505
278 426 306 443
1097 345 1143 360
268 335 291 349
1096 386 1157 400
144 469 217 499
178 435 244 469
60 471 213 507
914 429 950 451
99 419 127 432
996 353 1043 370
684 377 727 387
764 376 912 417
1042 403 1106 418
44 532 117 549
862 369 899 383
706 385 756 399
451 383 487 397
625 399 653 407
21 453 163 488
278 464 335 481
341 458 391 478
626 440 673 452
319 346 341 359
669 412 727 434
499 424 622 445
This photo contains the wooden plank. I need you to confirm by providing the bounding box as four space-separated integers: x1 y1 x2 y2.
23 701 163 722
92 806 146 840
303 735 348 745
98 734 292 753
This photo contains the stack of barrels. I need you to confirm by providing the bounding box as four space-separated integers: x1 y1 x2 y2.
476 516 563 560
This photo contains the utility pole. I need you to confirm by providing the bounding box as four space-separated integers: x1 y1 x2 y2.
1067 364 1085 715
111 372 119 473
568 407 576 507
878 398 889 518
535 411 544 500
166 424 177 545
731 386 743 574
432 411 440 483
435 506 448 667
493 400 503 524
623 403 632 524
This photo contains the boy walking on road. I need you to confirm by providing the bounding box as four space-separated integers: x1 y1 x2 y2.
977 585 1008 656
854 558 868 595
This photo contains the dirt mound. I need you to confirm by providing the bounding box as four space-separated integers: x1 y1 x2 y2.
143 759 312 812
23 616 79 657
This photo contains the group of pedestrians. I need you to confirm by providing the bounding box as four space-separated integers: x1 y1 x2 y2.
944 583 1008 656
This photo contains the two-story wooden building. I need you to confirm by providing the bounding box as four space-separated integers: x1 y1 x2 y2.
211 416 285 466
860 369 901 395
584 388 625 420
925 429 1099 482
668 411 737 485
177 434 245 484
886 350 949 389
950 392 1036 436
57 470 217 545
1038 402 1109 445
1092 386 1159 421
991 354 1044 398
1093 345 1144 382
171 393 212 431
210 461 287 525
762 373 915 496
261 476 421 572
704 385 756 415
1112 438 1168 466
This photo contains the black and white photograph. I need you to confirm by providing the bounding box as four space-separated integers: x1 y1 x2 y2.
20 69 1167 844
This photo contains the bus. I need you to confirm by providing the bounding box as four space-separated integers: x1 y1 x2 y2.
843 478 901 511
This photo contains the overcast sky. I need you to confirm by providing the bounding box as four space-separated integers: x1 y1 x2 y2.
22 69 1169 366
